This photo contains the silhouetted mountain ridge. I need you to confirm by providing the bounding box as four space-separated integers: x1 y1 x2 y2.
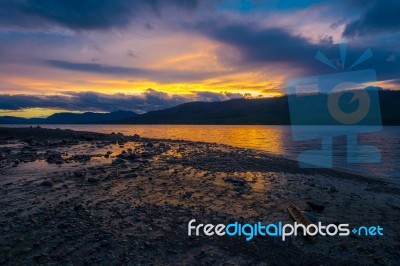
0 110 138 124
119 97 290 124
0 90 399 125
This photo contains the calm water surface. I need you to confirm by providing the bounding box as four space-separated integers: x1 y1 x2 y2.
3 125 399 183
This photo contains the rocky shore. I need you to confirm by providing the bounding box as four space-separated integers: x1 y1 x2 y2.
0 127 399 265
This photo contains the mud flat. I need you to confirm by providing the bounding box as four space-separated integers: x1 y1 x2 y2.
0 127 399 265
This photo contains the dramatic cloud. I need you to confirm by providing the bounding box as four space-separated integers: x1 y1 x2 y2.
197 23 317 64
343 0 400 37
0 89 245 114
193 20 400 80
0 0 399 118
0 0 202 30
44 59 222 83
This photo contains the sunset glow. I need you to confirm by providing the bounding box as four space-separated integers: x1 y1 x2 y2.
0 0 399 116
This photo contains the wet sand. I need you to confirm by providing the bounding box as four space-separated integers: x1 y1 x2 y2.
0 127 399 265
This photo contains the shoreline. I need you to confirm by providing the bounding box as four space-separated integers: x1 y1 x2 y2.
0 127 399 264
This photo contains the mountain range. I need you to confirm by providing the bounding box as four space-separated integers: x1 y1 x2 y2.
1 90 399 125
0 110 138 124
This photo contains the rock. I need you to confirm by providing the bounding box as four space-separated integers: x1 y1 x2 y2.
101 240 111 248
181 192 193 199
132 134 140 141
159 143 171 151
88 177 100 183
124 173 138 179
225 177 247 186
140 152 151 158
112 158 125 165
74 171 86 178
306 200 325 212
73 204 83 211
40 180 53 187
72 155 91 163
46 152 63 164
24 136 36 145
146 142 154 148
328 185 338 193
118 152 139 160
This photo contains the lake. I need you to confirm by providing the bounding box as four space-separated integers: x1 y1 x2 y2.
2 124 399 183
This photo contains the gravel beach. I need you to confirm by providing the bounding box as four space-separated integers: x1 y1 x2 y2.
0 127 399 265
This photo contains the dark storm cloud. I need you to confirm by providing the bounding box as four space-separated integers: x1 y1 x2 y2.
343 0 400 37
0 0 201 30
197 22 317 63
44 59 220 83
0 89 245 113
193 21 327 74
193 20 400 81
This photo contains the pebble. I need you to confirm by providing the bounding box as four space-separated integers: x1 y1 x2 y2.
88 177 100 183
328 185 338 193
124 173 138 179
225 177 247 186
40 180 53 187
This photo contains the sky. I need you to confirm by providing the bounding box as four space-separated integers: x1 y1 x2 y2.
0 0 399 117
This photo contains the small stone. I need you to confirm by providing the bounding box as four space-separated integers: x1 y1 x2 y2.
225 177 247 186
140 152 151 158
88 177 100 183
181 192 193 199
101 240 111 247
73 204 83 211
40 180 53 187
132 134 140 141
46 152 63 164
328 185 338 193
72 154 91 163
146 142 154 148
124 173 137 179
112 158 125 164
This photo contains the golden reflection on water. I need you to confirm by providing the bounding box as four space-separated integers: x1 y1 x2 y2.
40 125 287 155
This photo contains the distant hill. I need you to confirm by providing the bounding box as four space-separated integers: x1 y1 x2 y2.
0 116 45 124
45 110 138 124
116 90 400 125
379 90 400 125
118 97 290 124
0 90 399 125
0 110 138 124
